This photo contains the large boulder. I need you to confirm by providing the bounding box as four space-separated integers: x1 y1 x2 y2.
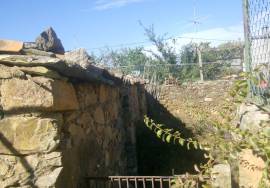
0 115 62 154
35 27 65 54
1 77 79 112
64 48 94 69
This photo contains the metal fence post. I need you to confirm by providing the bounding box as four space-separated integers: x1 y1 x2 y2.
243 0 252 73
242 0 270 106
197 46 204 82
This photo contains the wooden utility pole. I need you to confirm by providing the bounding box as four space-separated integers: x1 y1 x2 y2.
197 46 204 81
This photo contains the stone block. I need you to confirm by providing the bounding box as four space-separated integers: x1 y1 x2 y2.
35 167 63 187
64 48 94 69
0 54 115 85
0 116 62 154
94 106 105 124
211 164 231 188
0 39 23 53
21 48 56 57
0 64 25 79
17 66 65 80
75 84 98 108
0 152 62 187
105 102 119 121
99 84 108 103
1 77 79 112
239 149 265 188
238 103 270 132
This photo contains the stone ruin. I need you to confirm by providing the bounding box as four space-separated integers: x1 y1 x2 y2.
0 27 147 187
1 27 269 188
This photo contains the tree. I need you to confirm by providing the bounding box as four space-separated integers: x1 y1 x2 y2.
94 47 154 76
178 43 200 81
140 23 180 82
141 23 178 65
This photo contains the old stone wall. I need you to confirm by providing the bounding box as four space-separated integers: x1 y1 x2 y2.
0 59 146 187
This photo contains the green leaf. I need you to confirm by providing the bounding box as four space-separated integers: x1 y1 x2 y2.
199 144 203 150
156 130 163 138
187 142 190 150
162 134 166 142
204 154 209 159
179 138 185 146
263 128 270 137
193 142 198 149
166 135 172 143
194 164 200 172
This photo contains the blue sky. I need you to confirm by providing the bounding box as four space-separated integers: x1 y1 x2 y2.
0 0 243 53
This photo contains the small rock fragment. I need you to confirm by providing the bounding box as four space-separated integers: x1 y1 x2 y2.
204 97 213 102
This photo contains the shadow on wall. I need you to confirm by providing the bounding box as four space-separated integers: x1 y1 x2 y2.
136 91 206 176
0 132 37 188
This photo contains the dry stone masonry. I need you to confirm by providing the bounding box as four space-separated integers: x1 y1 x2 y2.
0 28 146 188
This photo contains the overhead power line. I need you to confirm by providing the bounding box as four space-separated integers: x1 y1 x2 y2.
85 35 241 51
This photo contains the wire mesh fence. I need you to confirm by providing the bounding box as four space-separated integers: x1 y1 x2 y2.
105 59 243 85
243 0 270 105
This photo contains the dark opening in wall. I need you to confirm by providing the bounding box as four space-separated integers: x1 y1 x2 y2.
136 92 206 176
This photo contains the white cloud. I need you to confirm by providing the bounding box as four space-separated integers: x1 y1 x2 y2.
94 0 145 10
144 24 244 57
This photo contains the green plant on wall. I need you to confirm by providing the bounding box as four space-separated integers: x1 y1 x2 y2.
144 74 270 187
144 115 270 187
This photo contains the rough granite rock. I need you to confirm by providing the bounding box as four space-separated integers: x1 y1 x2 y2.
64 48 94 69
237 103 270 131
0 152 62 187
239 149 265 188
35 167 63 187
21 48 56 57
35 27 65 54
0 64 25 79
17 66 66 80
0 54 115 85
1 77 79 112
75 84 98 108
94 106 105 124
211 164 232 188
0 54 61 66
0 116 62 154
